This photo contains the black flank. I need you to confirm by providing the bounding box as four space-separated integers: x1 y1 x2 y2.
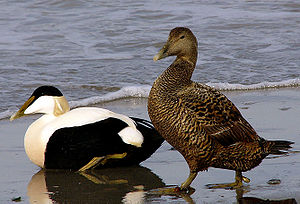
44 117 164 170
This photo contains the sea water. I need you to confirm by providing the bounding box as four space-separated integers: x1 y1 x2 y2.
0 0 299 119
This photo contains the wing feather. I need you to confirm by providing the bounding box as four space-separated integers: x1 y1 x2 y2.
177 82 260 146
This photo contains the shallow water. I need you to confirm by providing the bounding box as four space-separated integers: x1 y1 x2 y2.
1 89 300 203
0 0 300 117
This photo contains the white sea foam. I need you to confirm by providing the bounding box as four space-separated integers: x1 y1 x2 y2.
68 85 151 108
207 78 300 90
1 79 299 120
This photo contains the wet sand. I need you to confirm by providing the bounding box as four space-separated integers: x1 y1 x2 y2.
1 88 300 203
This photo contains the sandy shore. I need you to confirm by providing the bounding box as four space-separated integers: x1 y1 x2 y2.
0 88 299 203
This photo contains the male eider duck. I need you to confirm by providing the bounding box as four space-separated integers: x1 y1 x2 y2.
148 27 293 191
11 86 164 170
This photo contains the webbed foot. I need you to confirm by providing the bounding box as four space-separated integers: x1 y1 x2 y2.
206 171 250 189
78 153 127 171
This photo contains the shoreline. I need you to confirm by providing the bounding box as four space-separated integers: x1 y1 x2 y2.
2 84 300 121
0 88 299 203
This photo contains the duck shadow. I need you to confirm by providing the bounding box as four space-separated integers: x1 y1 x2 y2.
28 166 167 203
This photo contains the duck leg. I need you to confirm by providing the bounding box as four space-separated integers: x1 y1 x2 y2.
149 170 197 195
206 170 250 189
79 156 105 171
180 171 198 190
78 153 127 171
99 152 127 166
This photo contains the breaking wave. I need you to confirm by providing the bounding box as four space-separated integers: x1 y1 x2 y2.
1 78 299 120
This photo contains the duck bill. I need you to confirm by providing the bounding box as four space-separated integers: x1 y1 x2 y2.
153 42 170 61
10 96 35 121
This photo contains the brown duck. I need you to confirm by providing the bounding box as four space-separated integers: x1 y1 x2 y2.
148 27 293 191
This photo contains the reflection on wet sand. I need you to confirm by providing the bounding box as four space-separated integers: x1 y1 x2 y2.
239 197 297 204
236 189 297 204
28 166 166 203
147 186 296 204
27 166 297 204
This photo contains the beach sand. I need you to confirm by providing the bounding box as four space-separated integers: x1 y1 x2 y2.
1 88 300 203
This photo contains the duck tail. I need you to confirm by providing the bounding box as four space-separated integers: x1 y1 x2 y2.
129 117 164 146
265 140 294 155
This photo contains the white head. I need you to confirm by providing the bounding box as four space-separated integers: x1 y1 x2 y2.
10 86 70 120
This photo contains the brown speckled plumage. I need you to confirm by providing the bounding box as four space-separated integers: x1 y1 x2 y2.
148 27 293 190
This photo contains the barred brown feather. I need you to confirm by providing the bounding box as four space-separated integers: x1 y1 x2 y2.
148 27 293 183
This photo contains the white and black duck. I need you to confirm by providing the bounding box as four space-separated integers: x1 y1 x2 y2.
11 86 163 170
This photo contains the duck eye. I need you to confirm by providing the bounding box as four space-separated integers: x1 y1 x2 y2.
180 35 185 39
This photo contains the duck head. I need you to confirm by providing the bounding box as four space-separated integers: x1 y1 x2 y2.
153 27 198 64
10 86 70 121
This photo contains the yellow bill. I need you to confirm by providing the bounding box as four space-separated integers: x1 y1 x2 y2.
10 96 35 121
153 42 170 61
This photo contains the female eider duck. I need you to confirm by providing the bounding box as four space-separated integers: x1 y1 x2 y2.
11 86 164 170
148 27 293 191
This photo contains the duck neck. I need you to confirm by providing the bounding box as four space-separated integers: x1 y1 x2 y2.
178 46 198 68
155 55 197 92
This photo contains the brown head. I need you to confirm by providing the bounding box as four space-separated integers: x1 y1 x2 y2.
153 27 198 65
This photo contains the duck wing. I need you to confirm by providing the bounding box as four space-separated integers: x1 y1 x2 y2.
176 82 261 146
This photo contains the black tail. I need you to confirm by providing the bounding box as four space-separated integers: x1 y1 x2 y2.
267 140 294 155
129 117 164 144
130 117 156 129
126 117 164 164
